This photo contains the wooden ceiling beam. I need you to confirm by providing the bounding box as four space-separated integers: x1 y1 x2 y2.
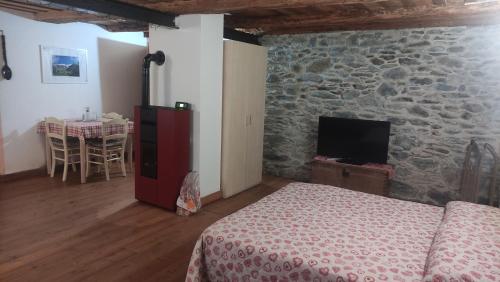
46 0 177 28
0 4 40 14
99 21 148 32
0 0 55 12
119 0 388 14
227 4 500 32
35 10 111 22
33 10 148 32
261 12 500 34
361 2 388 13
223 28 261 45
259 8 500 34
0 0 149 32
4 0 500 34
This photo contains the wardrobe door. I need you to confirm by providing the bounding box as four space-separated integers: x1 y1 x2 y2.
244 44 268 188
221 41 249 198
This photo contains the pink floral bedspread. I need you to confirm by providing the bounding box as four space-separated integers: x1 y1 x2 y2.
186 182 444 282
423 201 500 282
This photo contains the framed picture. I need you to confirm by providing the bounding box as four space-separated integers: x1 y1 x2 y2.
40 46 88 84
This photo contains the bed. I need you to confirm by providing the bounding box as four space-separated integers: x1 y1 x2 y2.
186 182 500 282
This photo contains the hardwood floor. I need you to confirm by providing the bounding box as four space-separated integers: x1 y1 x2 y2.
0 169 292 282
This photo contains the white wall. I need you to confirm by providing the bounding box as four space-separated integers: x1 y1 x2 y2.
0 11 147 175
98 38 147 118
198 16 224 198
148 15 224 197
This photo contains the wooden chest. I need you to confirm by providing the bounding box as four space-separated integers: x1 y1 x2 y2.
311 160 390 196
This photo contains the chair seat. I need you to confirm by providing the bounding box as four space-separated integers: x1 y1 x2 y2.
86 138 101 146
50 137 80 150
87 139 123 149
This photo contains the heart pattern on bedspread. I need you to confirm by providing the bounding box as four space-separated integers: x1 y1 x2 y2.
186 182 444 282
422 201 500 282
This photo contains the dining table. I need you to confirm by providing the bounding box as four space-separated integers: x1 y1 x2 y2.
37 119 135 183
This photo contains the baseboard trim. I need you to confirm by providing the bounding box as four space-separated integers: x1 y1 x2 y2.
201 191 222 207
0 167 47 183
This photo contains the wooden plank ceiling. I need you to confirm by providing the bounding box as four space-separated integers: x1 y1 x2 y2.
0 0 147 31
1 0 500 34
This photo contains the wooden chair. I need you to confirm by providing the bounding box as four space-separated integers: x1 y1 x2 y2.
483 143 499 207
460 140 499 207
460 139 482 203
86 118 128 181
102 112 133 171
102 112 123 119
44 117 80 182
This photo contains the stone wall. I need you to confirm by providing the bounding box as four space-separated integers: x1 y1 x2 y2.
261 25 500 206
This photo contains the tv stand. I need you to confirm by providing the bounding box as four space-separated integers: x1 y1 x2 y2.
336 159 366 166
311 160 391 196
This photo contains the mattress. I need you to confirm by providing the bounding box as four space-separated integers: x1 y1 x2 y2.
186 182 445 282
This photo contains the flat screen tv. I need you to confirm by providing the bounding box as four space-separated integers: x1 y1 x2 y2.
317 116 391 165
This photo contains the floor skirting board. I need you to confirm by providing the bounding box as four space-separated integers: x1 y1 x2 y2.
0 167 46 183
201 191 222 206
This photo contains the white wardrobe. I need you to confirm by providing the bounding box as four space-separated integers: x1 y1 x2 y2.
221 40 268 198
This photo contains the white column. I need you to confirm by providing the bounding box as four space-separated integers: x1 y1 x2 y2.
148 14 224 197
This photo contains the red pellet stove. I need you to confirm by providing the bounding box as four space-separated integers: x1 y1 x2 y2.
134 51 191 211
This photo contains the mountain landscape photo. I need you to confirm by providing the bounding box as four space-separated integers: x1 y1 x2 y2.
51 55 80 77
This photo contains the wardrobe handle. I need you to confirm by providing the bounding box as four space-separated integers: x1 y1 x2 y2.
249 115 252 125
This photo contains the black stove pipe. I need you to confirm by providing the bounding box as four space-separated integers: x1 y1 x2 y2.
142 51 166 107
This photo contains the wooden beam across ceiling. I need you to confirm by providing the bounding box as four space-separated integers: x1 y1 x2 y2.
100 21 149 32
0 0 53 13
4 0 500 35
119 0 388 14
223 28 261 45
117 0 500 34
45 0 178 28
41 0 261 44
34 9 148 32
229 4 500 34
35 10 111 22
260 14 500 34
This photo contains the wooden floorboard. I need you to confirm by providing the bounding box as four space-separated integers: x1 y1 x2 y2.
0 168 292 281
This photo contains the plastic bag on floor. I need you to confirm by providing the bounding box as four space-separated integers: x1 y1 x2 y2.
176 172 201 216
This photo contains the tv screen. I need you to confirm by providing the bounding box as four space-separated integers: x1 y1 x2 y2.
317 116 391 164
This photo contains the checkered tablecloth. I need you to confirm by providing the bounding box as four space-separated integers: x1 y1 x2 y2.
37 120 135 139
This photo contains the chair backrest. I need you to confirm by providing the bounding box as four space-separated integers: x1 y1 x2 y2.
44 117 67 149
483 143 499 207
101 118 128 148
102 112 123 119
460 139 482 203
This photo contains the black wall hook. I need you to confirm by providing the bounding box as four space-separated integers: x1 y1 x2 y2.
1 30 12 80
